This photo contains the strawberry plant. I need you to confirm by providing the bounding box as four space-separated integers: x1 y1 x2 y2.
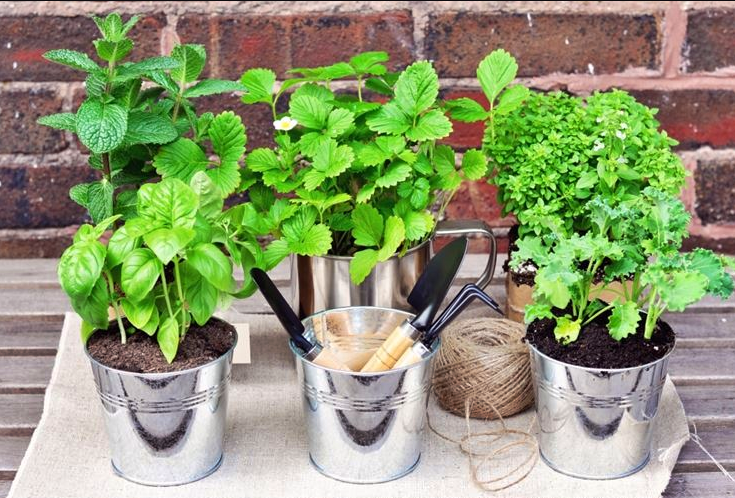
37 12 245 223
238 52 487 284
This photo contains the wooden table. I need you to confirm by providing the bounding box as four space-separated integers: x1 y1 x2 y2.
0 256 733 497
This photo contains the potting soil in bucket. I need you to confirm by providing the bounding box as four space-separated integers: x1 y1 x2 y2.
292 306 438 483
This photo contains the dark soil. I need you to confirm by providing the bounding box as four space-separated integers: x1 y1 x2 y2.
87 317 235 373
526 310 675 369
504 225 538 286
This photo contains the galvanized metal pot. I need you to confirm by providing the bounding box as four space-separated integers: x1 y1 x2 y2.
86 327 237 486
291 219 497 318
293 307 438 483
528 333 674 479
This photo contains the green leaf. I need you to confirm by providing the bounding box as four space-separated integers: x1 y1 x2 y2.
76 99 128 154
187 243 234 292
289 95 330 130
394 61 439 117
87 180 114 224
281 210 332 255
139 307 159 336
121 295 156 330
376 161 411 188
352 204 384 247
356 183 376 203
106 225 140 268
535 261 579 309
659 271 708 312
445 98 488 123
263 239 291 269
121 248 162 301
326 108 354 137
37 113 76 132
114 189 137 219
554 317 581 345
116 56 181 81
405 109 452 141
495 84 530 115
81 320 97 344
576 170 598 190
402 210 434 241
240 68 276 105
209 111 247 163
461 149 487 180
144 227 195 264
206 162 240 196
246 148 280 172
688 249 734 298
303 140 353 190
170 44 206 83
138 178 199 229
124 111 178 145
58 240 106 299
71 278 110 330
190 171 224 220
477 49 518 103
608 300 641 341
349 51 389 74
349 249 379 285
183 262 219 325
365 102 410 135
43 49 99 73
157 316 180 363
94 39 133 63
183 79 246 98
377 216 405 260
524 303 554 324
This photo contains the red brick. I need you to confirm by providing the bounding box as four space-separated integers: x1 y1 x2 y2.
694 158 735 225
0 163 99 229
217 16 291 79
684 9 735 73
0 14 164 81
0 88 68 154
440 88 487 149
175 15 217 78
0 227 76 258
632 90 735 150
425 12 661 78
290 11 414 73
683 234 735 254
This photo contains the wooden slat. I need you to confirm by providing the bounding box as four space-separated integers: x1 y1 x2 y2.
677 420 735 472
666 313 735 348
0 395 43 435
0 315 61 356
0 480 10 498
669 349 735 384
664 472 735 497
0 435 30 480
677 384 735 422
0 357 54 394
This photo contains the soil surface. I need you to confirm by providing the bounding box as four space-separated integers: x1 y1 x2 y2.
505 225 538 286
526 309 675 369
87 317 235 373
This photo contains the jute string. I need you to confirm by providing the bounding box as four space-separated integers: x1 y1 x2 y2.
428 318 538 492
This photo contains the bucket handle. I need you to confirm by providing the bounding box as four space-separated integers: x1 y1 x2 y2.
434 219 496 289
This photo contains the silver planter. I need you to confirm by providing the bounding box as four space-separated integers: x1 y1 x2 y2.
291 219 497 318
528 335 674 479
86 327 237 486
293 306 438 483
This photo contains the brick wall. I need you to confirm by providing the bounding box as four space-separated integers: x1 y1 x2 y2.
2 1 735 257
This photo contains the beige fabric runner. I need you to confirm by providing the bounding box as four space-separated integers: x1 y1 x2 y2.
9 313 689 498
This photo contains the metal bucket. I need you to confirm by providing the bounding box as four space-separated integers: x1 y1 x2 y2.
292 307 438 483
528 338 674 479
86 328 237 486
291 219 496 318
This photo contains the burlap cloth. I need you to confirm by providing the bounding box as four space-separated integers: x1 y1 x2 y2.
8 313 689 498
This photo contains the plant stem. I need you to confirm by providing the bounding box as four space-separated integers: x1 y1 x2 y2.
160 267 175 321
173 258 187 339
583 303 614 326
103 270 126 344
357 76 363 102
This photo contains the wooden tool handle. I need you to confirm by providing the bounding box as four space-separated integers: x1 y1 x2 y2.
393 342 428 369
360 322 420 373
312 348 352 371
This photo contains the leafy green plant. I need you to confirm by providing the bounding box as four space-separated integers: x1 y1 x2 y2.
239 52 487 284
37 12 244 223
513 189 734 344
58 175 244 363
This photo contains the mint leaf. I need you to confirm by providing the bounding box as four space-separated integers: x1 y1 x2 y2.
461 149 487 180
240 68 276 105
94 38 133 63
76 99 128 154
351 204 384 246
170 44 206 83
405 109 452 141
116 56 180 81
394 61 439 117
608 300 640 341
350 249 379 285
183 79 246 98
37 113 76 132
477 49 518 103
124 111 177 145
87 180 114 224
43 49 99 73
377 216 405 260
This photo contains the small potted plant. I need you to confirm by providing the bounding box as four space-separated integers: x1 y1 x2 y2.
447 50 687 321
39 13 257 485
512 189 734 479
238 52 497 317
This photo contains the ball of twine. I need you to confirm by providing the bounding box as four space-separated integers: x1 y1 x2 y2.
433 318 534 420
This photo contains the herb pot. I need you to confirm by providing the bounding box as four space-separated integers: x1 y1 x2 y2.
528 328 674 479
291 219 496 318
85 327 237 486
293 306 438 483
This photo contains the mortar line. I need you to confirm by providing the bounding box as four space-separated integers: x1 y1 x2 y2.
662 1 688 77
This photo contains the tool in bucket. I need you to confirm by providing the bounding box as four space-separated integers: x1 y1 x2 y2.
393 283 504 368
360 237 469 372
251 268 350 370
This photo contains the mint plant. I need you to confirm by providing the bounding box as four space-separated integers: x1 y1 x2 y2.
513 189 734 344
37 12 244 223
239 52 487 284
58 175 243 363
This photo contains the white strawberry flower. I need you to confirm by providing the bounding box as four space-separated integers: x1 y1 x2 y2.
273 116 298 131
593 141 605 151
615 130 627 140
